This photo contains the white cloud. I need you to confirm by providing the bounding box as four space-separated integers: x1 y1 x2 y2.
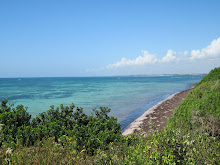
184 51 188 56
107 37 220 69
190 37 220 60
160 49 177 63
107 49 178 68
107 51 158 68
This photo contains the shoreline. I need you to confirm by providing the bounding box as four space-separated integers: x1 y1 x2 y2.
122 88 192 135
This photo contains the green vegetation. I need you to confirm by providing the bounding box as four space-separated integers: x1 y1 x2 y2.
196 67 220 86
0 67 220 164
0 102 121 156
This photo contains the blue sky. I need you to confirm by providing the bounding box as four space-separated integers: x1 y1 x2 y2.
0 0 220 77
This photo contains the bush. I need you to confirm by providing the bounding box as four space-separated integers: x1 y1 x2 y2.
197 67 220 86
0 100 122 155
0 99 31 145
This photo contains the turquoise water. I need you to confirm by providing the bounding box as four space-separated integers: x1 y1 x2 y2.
0 76 203 129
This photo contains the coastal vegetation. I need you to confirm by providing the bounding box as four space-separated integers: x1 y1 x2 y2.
0 67 220 164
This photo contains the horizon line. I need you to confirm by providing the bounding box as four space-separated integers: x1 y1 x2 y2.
0 73 207 79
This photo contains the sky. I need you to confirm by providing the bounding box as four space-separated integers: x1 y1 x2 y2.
0 0 220 77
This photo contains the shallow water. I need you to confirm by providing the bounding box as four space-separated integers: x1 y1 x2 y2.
0 76 203 129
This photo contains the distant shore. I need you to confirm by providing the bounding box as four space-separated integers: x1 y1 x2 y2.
129 74 206 77
122 88 192 135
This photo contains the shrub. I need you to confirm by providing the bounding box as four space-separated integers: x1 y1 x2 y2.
0 100 122 154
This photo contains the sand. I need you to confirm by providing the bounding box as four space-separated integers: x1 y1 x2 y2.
122 88 192 135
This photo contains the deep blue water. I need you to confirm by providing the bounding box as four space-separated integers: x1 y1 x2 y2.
0 76 203 129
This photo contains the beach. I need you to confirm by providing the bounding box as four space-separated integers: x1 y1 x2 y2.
122 88 192 135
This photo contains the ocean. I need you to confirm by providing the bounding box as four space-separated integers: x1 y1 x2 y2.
0 75 203 129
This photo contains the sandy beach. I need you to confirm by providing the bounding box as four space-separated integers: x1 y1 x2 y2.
122 88 192 135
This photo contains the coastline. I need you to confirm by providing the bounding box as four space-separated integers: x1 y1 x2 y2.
122 88 192 135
